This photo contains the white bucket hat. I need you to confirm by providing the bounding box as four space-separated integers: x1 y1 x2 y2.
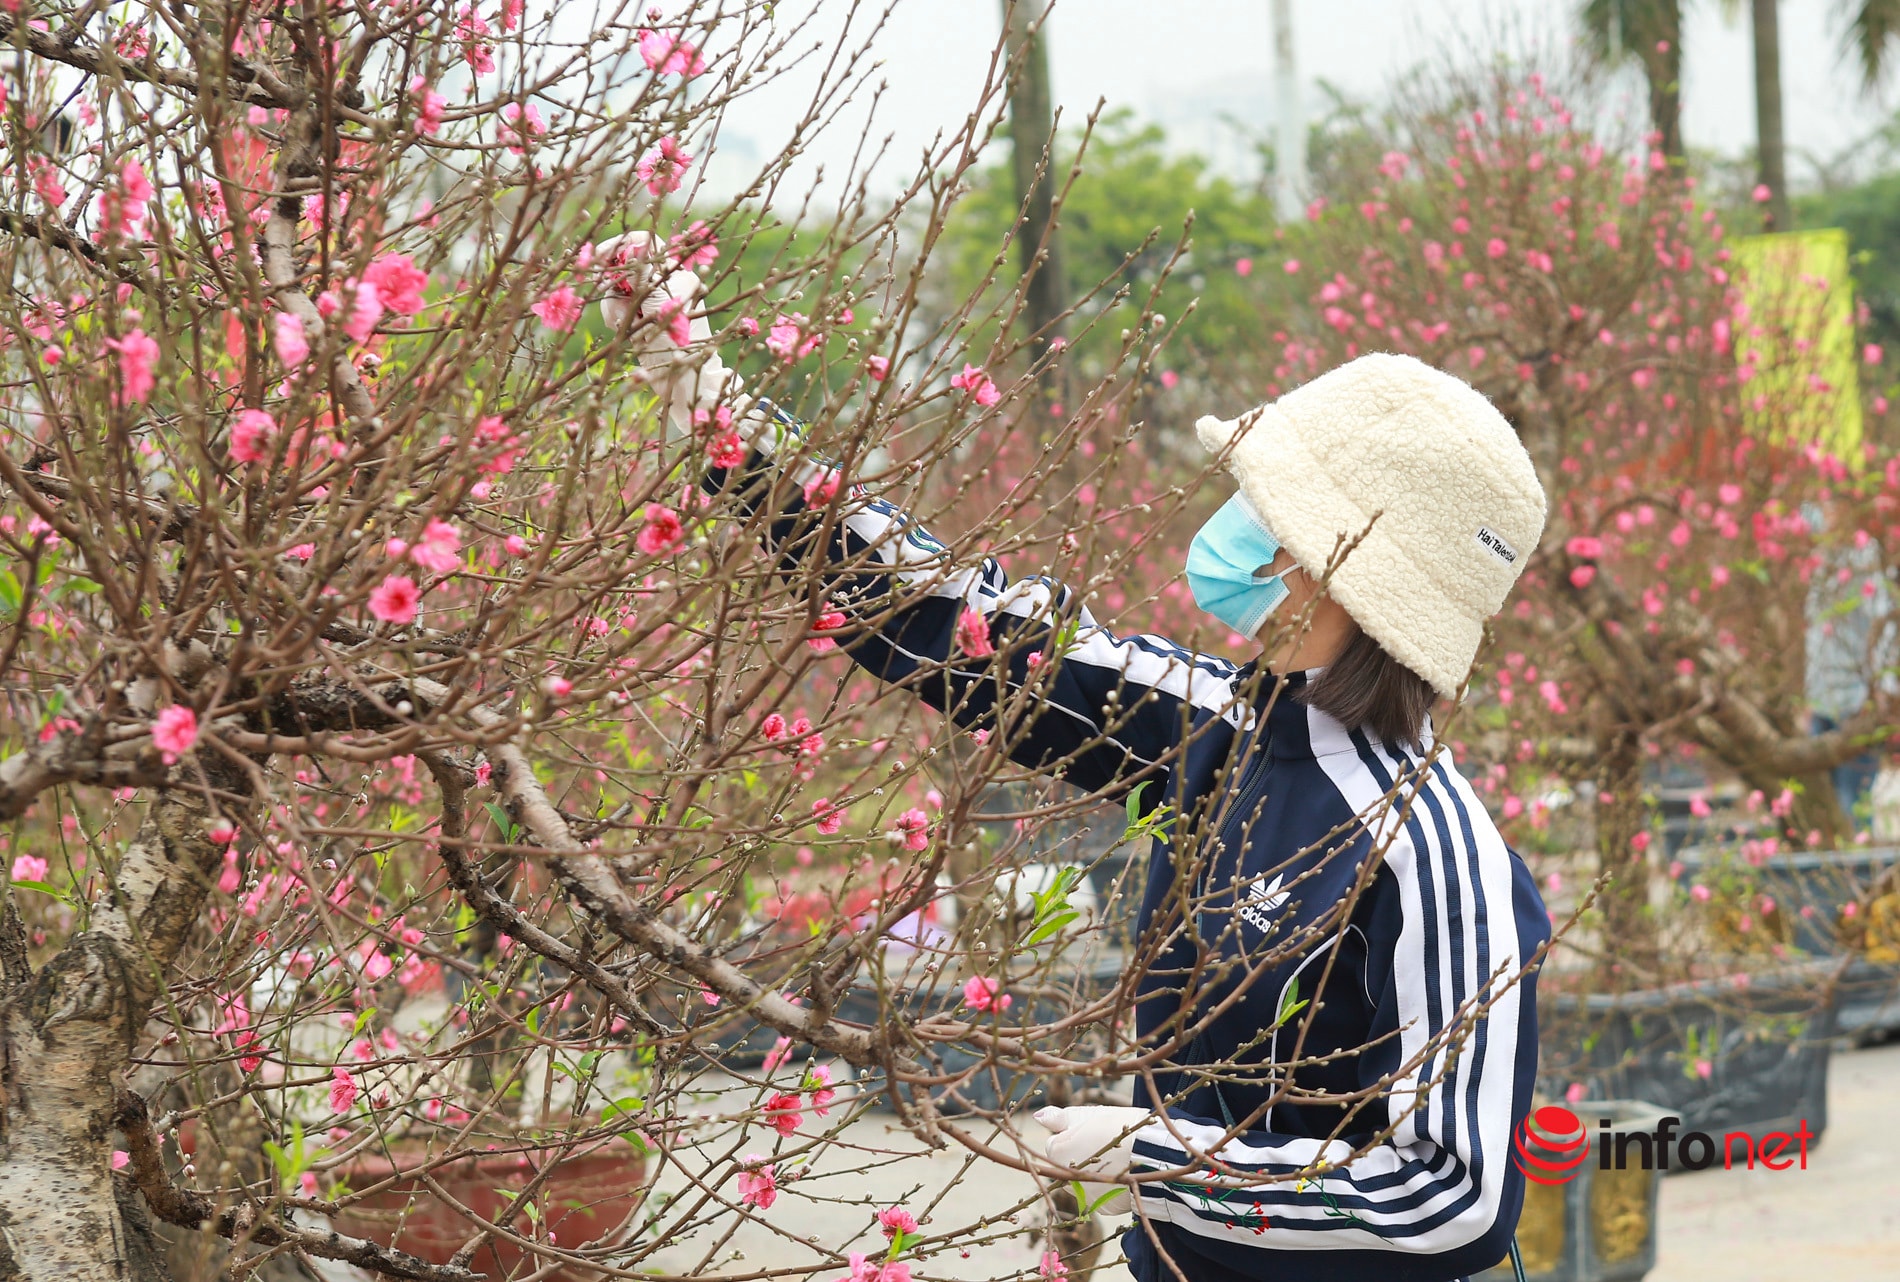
1196 352 1547 700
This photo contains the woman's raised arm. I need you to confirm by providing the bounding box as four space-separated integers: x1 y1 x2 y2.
599 244 1241 798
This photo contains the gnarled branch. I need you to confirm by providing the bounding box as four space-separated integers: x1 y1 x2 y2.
113 1089 485 1282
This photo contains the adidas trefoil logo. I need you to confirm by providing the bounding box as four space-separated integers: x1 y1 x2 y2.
1238 874 1289 934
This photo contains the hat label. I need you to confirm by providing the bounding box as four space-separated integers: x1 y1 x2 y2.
1475 526 1518 565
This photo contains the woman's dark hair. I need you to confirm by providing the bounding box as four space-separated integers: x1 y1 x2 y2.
1295 622 1436 750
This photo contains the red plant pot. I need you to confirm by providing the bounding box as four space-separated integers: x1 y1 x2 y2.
332 1138 650 1280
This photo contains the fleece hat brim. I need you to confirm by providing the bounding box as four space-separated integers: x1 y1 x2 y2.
1196 353 1546 700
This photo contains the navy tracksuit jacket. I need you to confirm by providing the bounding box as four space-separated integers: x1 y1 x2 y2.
713 402 1551 1282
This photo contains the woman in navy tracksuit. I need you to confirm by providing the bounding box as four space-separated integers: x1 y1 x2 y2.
610 248 1552 1282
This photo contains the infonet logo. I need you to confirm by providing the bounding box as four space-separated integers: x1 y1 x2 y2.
1512 1106 1816 1184
1513 1107 1591 1184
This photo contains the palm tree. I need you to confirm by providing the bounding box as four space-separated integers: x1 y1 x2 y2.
1579 0 1686 159
1843 0 1900 87
1753 0 1791 230
1000 0 1068 370
1579 0 1787 226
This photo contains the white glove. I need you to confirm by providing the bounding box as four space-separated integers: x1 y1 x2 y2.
593 233 743 434
1036 1104 1152 1216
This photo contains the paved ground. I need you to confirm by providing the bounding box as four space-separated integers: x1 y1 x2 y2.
636 1038 1900 1281
1649 1037 1900 1282
637 1085 1058 1280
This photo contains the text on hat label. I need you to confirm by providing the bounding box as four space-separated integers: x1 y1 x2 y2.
1475 526 1518 565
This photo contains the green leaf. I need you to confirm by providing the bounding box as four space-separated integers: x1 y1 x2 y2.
453 902 478 945
7 880 75 908
1025 910 1080 946
1274 979 1308 1029
1124 782 1151 834
263 1120 309 1186
484 802 520 843
0 570 20 614
1031 866 1083 917
600 1096 646 1128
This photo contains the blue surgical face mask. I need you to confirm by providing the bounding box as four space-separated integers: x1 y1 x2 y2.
1186 493 1291 638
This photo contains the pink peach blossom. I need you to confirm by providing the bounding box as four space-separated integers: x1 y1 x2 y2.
894 808 930 851
328 1066 359 1114
963 975 1010 1013
106 330 160 405
410 79 446 134
667 221 720 269
637 504 684 555
762 1091 801 1136
499 101 545 153
949 363 1000 406
639 28 707 76
369 575 420 624
737 1158 778 1209
955 608 994 658
273 312 309 367
410 519 463 574
767 312 821 360
806 1064 836 1115
342 280 383 343
637 136 693 197
229 409 277 464
365 255 429 314
152 705 198 763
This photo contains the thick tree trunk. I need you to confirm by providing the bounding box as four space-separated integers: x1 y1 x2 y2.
0 770 241 1281
1594 731 1658 988
1752 0 1792 230
1000 1 1068 371
1635 1 1684 161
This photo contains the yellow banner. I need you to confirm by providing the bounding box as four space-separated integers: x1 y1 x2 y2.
1731 228 1862 462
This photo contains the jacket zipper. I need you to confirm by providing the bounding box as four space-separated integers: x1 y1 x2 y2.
1181 727 1275 1116
1197 722 1273 936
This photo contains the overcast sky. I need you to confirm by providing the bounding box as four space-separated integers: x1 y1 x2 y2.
695 0 1897 199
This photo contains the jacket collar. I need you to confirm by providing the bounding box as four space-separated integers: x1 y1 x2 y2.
1236 663 1431 760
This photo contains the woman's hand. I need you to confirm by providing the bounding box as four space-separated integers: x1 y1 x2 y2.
593 233 730 427
1036 1104 1152 1215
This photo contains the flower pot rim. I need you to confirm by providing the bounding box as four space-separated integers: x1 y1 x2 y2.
1546 957 1846 1010
1676 844 1900 871
1533 1096 1672 1128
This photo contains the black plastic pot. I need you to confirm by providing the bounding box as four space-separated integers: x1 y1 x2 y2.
1537 966 1836 1151
1473 1101 1664 1282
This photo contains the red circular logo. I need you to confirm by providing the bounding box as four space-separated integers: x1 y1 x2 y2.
1513 1105 1590 1185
